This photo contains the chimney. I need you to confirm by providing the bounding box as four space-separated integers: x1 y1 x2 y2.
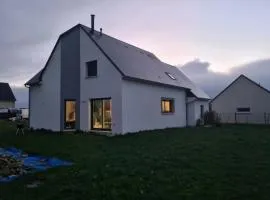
91 14 95 33
100 28 102 36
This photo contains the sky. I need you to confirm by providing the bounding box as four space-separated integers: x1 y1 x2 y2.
1 0 270 107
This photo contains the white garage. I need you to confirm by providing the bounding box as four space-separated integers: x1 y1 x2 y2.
210 74 270 124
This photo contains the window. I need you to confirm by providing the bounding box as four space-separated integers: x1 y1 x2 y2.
165 72 176 80
237 107 250 112
91 98 112 130
64 100 76 129
86 60 97 77
161 98 174 113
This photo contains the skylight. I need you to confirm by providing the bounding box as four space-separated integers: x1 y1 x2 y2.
165 72 176 80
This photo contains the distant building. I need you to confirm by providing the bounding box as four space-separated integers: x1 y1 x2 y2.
0 82 16 108
210 74 270 124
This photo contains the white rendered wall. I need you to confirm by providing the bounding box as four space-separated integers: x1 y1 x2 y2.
187 98 209 126
211 76 270 123
122 80 186 134
79 29 123 133
29 42 61 131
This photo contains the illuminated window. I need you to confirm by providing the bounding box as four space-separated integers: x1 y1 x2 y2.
64 100 76 129
91 98 112 130
165 72 176 80
161 98 174 113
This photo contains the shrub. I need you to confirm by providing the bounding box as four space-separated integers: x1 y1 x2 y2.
196 118 202 127
74 129 84 134
203 111 221 126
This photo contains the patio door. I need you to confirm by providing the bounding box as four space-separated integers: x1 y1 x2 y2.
91 98 112 131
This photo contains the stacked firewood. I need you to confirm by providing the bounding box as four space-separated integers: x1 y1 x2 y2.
0 155 28 177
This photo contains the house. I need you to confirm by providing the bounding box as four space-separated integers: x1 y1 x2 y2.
0 82 16 108
25 15 210 134
210 74 270 124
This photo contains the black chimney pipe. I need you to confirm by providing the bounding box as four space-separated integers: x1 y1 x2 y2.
100 28 102 36
91 14 95 33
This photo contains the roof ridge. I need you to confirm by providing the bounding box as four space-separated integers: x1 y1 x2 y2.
240 74 270 94
79 24 157 57
211 74 270 103
25 23 209 99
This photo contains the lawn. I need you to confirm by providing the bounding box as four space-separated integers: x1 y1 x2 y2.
1 121 270 200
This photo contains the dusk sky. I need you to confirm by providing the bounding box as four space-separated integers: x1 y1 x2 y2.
1 0 270 107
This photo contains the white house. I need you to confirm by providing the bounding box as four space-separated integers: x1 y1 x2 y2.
210 74 270 124
25 15 210 134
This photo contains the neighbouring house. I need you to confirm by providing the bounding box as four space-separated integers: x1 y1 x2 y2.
25 15 210 134
0 82 16 108
210 74 270 124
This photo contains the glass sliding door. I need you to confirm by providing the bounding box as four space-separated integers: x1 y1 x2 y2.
92 100 103 129
91 98 112 131
64 100 76 129
103 99 112 129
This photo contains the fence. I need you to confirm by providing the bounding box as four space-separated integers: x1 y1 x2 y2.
218 112 270 125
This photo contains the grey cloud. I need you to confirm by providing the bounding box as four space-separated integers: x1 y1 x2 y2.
180 59 210 75
180 58 270 98
0 0 110 107
2 1 270 107
0 0 100 84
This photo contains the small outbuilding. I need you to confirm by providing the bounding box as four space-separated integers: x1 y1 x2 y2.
210 74 270 124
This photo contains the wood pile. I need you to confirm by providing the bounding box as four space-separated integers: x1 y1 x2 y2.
0 155 30 177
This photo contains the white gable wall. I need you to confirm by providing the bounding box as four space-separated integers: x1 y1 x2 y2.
29 42 61 131
79 29 123 133
211 76 270 123
187 99 195 126
187 99 209 126
122 80 186 134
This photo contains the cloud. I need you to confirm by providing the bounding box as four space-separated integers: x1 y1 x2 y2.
0 0 100 86
1 1 270 106
179 59 210 75
180 58 270 98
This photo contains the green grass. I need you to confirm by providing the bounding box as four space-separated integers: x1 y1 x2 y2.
1 121 270 200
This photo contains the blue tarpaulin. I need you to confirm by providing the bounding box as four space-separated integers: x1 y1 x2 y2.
0 147 72 182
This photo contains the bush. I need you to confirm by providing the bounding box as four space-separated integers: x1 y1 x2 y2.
203 111 221 126
196 118 202 127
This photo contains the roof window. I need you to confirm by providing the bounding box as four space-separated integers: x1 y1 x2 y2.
165 72 176 80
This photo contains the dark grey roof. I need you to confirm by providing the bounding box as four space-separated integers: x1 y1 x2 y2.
0 82 16 102
25 69 43 86
25 24 210 99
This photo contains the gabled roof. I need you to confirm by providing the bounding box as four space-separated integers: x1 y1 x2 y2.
25 24 210 100
0 82 16 102
210 74 270 103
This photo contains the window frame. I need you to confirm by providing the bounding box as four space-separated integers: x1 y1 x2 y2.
90 97 112 131
64 99 76 130
86 60 98 78
236 107 251 113
165 72 177 80
161 98 175 114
